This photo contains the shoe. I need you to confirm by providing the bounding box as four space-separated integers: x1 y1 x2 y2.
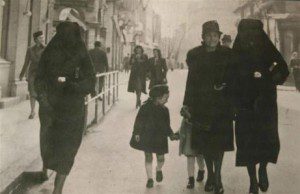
146 179 154 188
156 170 163 182
204 178 214 192
28 112 35 119
196 170 205 182
258 167 269 192
186 177 195 189
249 183 259 194
214 183 224 194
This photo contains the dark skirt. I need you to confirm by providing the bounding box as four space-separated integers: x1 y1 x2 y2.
191 117 234 155
235 109 280 166
39 95 85 175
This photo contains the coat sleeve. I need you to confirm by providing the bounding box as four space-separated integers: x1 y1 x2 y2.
183 50 194 106
34 51 49 105
66 50 96 95
269 51 289 85
133 105 147 135
20 48 31 78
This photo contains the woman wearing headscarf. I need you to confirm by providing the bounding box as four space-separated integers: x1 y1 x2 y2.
128 45 149 108
35 21 95 194
232 19 289 194
182 20 235 194
148 48 168 89
290 51 300 92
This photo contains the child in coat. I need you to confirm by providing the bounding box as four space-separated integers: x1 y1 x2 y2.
178 107 206 189
130 84 178 188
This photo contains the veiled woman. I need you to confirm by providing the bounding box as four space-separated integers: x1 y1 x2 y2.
35 21 95 194
232 19 289 194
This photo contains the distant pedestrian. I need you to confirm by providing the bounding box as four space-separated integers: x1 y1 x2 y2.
232 19 289 194
35 21 95 194
290 51 300 92
148 48 168 89
89 41 108 100
130 85 178 188
128 46 149 108
221 34 232 48
19 31 45 119
123 53 131 74
183 20 235 194
179 107 205 189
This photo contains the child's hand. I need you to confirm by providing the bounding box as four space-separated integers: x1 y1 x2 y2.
135 135 140 142
170 133 179 141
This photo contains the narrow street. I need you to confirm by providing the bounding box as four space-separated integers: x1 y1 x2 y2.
26 70 300 194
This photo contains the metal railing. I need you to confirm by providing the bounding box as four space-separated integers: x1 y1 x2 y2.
84 71 119 129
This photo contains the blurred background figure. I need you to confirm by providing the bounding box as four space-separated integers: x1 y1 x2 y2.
290 51 300 92
128 46 148 108
148 48 168 89
123 53 131 74
221 34 232 48
19 31 45 119
89 41 108 100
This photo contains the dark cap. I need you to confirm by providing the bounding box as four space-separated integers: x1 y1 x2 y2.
94 41 101 47
222 34 232 42
33 31 43 39
149 84 169 98
238 19 263 33
202 20 222 35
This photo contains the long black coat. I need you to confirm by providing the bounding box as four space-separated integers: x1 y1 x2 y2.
233 19 289 166
127 54 148 94
130 101 173 154
183 44 235 154
148 57 168 89
35 22 95 175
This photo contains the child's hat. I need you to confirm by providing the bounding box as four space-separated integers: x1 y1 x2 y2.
149 84 169 98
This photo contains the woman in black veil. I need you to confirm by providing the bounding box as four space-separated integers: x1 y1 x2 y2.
232 19 289 194
35 21 95 194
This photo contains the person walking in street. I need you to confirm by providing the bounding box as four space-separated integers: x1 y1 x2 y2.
89 41 108 100
128 45 149 108
35 21 95 194
179 107 205 189
182 20 235 194
123 53 131 74
130 85 178 188
221 34 232 48
290 51 300 92
232 19 289 194
19 31 45 119
148 48 168 89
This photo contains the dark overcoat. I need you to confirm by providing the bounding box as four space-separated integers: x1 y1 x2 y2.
88 47 108 73
183 44 235 154
233 20 289 166
148 57 168 89
35 22 96 175
127 54 148 94
130 101 173 154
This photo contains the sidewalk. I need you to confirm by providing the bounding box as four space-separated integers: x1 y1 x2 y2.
25 70 300 194
0 100 41 191
0 72 130 192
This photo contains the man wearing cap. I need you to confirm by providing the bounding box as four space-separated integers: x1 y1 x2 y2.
221 34 232 48
20 31 45 119
89 41 108 100
182 20 235 193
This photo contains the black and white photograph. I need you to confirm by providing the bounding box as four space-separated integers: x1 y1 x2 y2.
0 0 299 193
